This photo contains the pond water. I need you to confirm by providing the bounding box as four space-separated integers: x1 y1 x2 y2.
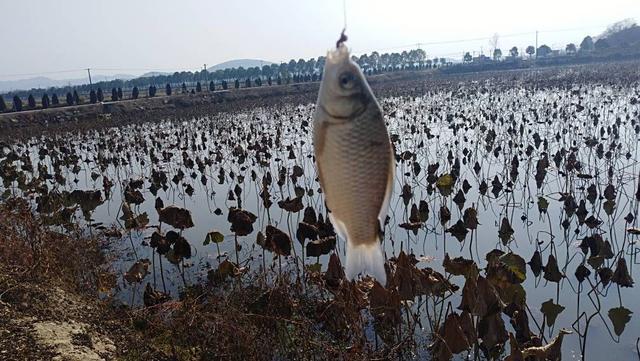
2 82 639 359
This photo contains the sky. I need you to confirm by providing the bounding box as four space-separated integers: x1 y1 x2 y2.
1 0 639 81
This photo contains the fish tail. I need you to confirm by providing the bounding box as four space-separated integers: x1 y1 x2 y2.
345 239 386 285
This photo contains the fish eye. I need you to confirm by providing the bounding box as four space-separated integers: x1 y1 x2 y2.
338 72 355 90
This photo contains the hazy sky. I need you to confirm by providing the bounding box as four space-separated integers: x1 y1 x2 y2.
1 0 638 80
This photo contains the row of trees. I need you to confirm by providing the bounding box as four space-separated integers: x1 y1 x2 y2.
0 90 84 112
1 48 453 112
3 48 452 101
464 33 633 63
1 77 300 112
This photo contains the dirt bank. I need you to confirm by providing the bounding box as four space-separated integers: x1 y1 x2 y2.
2 61 639 140
0 70 435 139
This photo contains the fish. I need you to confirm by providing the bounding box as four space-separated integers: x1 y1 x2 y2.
312 40 395 284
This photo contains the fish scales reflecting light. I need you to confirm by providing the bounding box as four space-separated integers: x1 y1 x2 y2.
312 41 394 284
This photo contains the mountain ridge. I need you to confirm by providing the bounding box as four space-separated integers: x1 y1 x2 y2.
1 59 275 93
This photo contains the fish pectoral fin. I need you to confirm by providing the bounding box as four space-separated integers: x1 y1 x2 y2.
377 150 396 230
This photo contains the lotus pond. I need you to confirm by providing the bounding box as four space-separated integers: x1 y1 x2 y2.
2 66 640 360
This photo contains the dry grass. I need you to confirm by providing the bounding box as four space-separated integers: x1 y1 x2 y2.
0 197 109 295
0 198 406 360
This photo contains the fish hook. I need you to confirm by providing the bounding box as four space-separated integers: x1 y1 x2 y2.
336 29 348 48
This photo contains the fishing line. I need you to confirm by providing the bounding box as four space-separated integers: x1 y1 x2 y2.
343 0 347 31
337 0 348 48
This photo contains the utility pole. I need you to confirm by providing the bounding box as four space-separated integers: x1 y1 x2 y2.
535 30 538 59
87 68 92 86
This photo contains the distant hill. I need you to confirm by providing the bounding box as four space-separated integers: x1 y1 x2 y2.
0 74 135 93
140 71 172 78
207 59 273 72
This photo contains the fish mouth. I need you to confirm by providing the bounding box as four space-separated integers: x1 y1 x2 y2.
319 101 366 123
326 44 350 65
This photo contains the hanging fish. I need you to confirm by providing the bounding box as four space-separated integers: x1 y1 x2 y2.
313 33 395 284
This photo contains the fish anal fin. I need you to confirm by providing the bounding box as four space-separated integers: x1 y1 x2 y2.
328 212 349 243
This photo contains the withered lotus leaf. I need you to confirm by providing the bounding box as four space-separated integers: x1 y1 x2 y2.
598 267 614 287
436 173 454 189
324 253 345 288
541 299 565 327
124 259 151 284
399 222 423 231
262 225 291 256
463 207 478 229
391 252 455 299
608 306 632 336
439 205 451 225
528 250 543 277
306 236 336 257
208 259 239 285
120 202 134 221
445 219 468 242
150 230 172 255
439 312 472 354
203 231 224 245
459 310 476 344
574 264 591 283
443 253 478 279
158 205 194 229
477 312 508 351
369 281 402 345
459 275 504 317
452 190 466 209
391 251 423 300
296 222 318 245
69 189 103 211
124 189 145 205
499 252 527 284
227 207 257 236
521 329 572 361
400 183 413 205
498 217 514 245
409 203 421 223
143 283 170 307
509 308 532 344
418 200 429 222
172 235 192 259
543 254 563 283
278 196 304 212
302 206 317 224
612 257 634 287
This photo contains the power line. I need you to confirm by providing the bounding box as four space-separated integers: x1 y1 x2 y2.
0 68 88 78
354 23 608 55
0 23 613 80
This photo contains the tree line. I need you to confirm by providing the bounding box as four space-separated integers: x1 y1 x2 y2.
2 21 638 113
1 48 446 111
461 35 619 63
